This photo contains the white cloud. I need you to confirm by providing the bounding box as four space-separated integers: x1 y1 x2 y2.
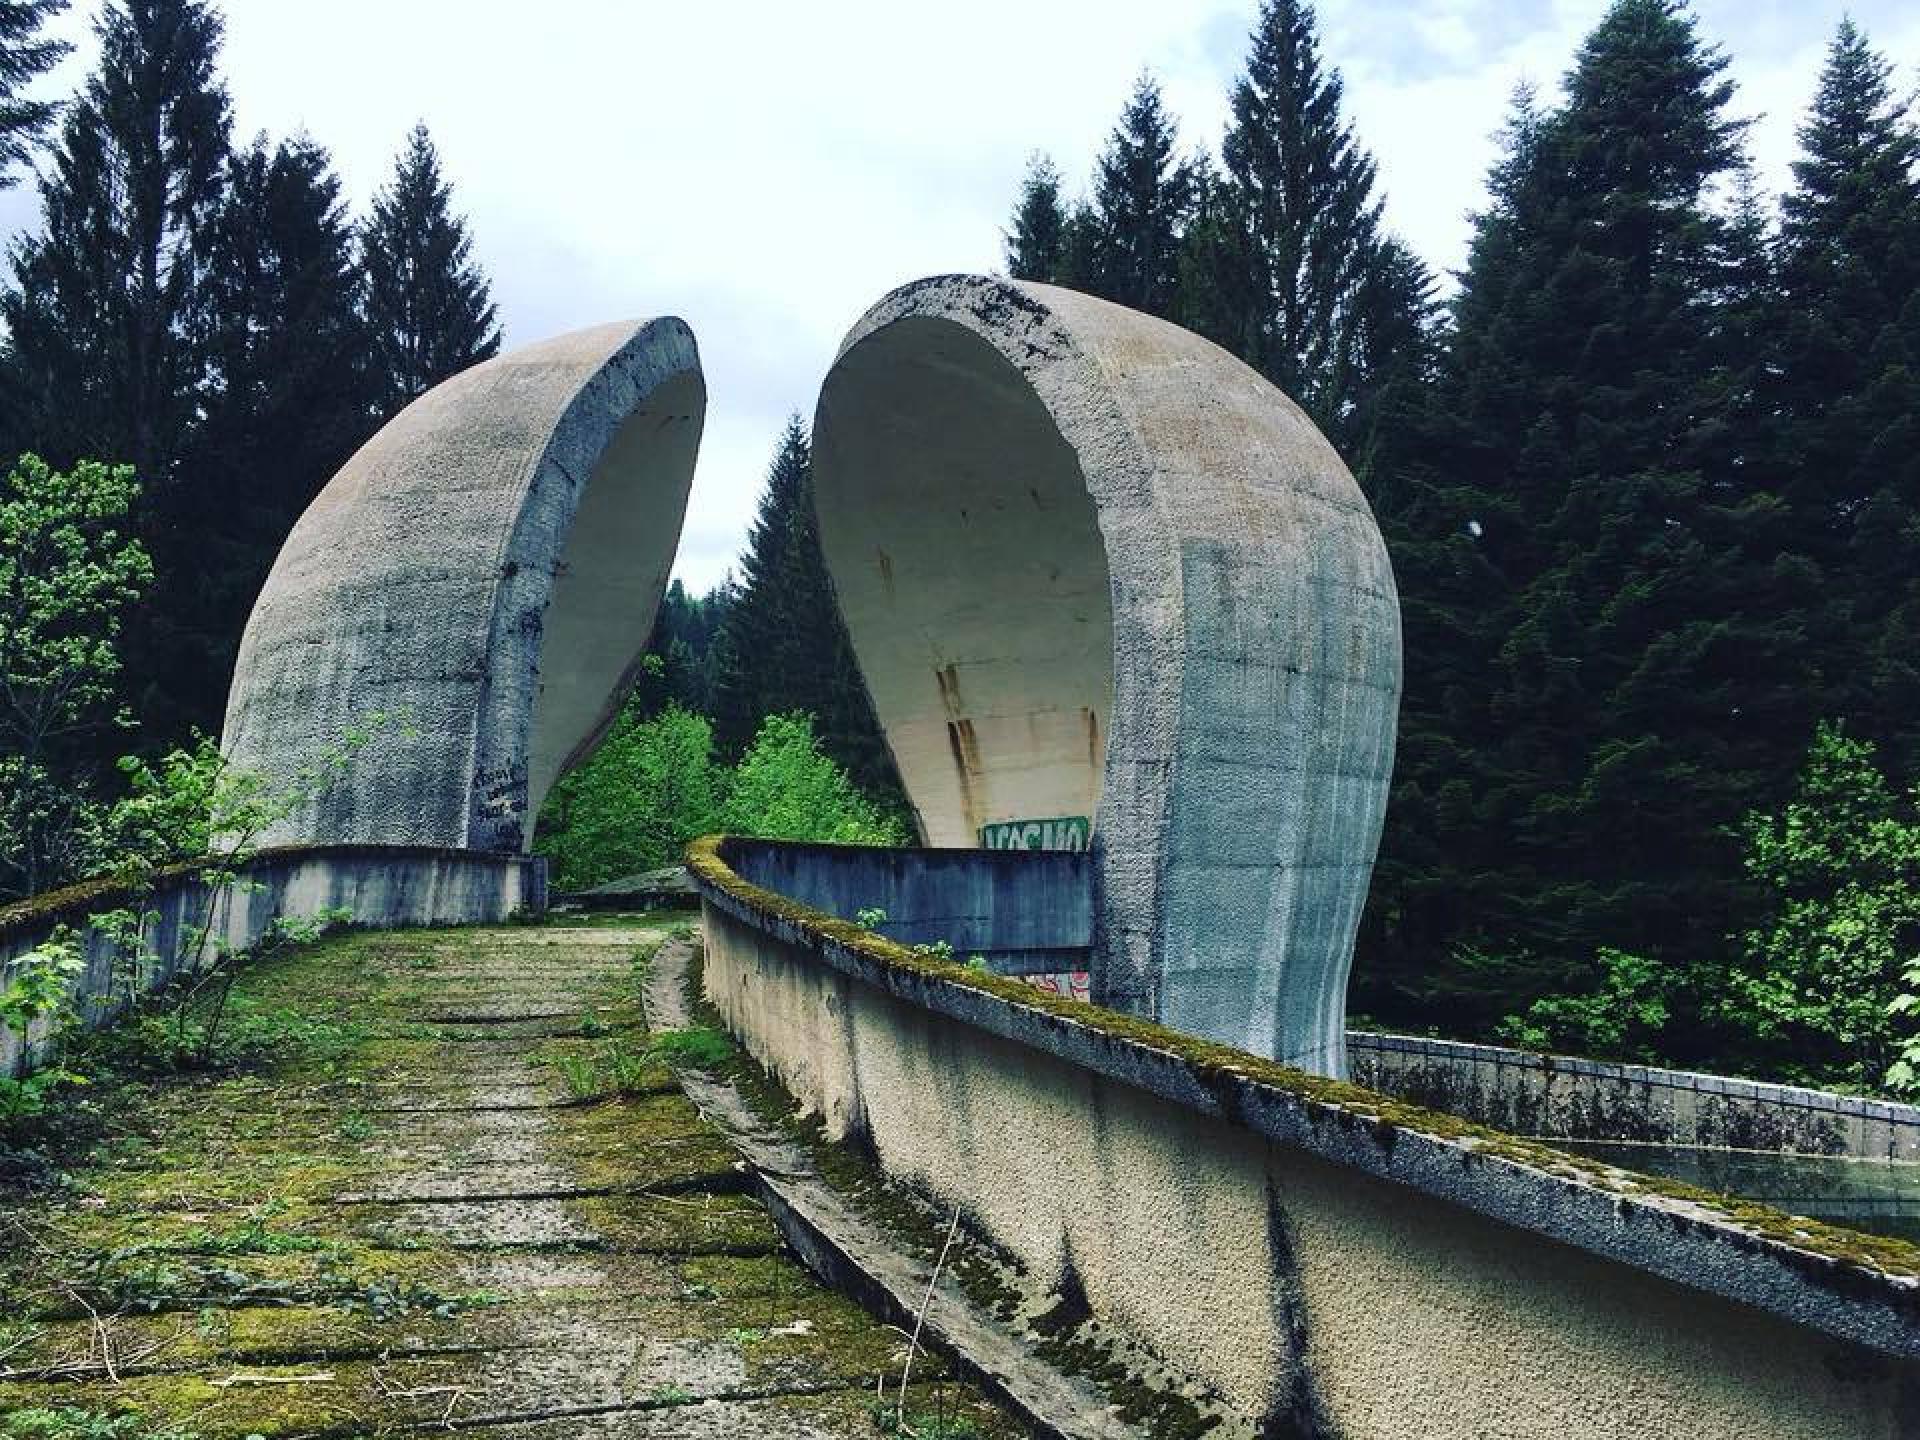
4 1 1915 591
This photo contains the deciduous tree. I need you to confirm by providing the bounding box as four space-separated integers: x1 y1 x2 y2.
0 455 152 897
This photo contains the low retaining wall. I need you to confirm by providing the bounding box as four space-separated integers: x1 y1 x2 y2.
724 838 1090 976
1350 1031 1920 1161
690 835 1920 1440
1 845 545 1077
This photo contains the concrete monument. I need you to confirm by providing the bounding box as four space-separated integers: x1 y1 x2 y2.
811 276 1401 1073
222 319 704 852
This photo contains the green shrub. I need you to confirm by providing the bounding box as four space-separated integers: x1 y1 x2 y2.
1721 722 1920 1094
718 713 907 847
538 705 723 891
536 709 906 890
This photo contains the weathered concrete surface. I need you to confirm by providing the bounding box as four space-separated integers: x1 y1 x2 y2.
0 845 543 1078
812 275 1401 1074
0 920 1031 1439
1351 1028 1920 1159
692 844 1920 1439
648 934 1153 1439
223 319 704 853
563 865 700 911
725 837 1091 975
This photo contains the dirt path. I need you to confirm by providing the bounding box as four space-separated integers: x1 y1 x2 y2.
0 919 1028 1439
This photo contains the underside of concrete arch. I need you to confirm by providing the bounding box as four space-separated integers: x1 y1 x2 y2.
222 318 704 854
814 276 1402 1074
810 313 1115 848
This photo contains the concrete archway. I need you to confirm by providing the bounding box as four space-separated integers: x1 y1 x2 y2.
222 318 704 853
813 276 1401 1073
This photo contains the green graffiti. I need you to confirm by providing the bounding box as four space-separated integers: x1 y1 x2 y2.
978 815 1090 852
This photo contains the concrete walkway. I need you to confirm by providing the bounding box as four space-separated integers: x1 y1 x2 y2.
0 919 1029 1439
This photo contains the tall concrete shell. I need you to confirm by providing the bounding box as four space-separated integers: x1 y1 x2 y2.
222 319 704 853
812 276 1400 1074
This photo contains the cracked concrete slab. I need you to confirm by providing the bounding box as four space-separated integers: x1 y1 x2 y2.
0 920 1033 1439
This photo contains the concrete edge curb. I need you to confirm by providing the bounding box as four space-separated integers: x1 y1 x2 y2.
646 935 1152 1440
686 836 1920 1360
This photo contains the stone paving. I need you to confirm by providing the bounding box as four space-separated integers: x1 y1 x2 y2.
0 918 1029 1439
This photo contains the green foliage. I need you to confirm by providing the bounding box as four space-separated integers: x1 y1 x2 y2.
0 928 87 1125
549 1025 731 1100
648 1025 732 1069
177 1203 335 1257
539 705 723 891
0 1410 203 1440
538 709 904 891
115 910 357 1073
710 418 898 797
1353 0 1794 1041
1494 948 1674 1060
718 713 907 848
0 2 71 186
101 736 227 867
0 928 83 1035
1082 73 1195 317
1720 724 1920 1092
0 1065 82 1125
0 0 231 484
1762 19 1920 783
360 122 501 418
1215 0 1429 435
1004 153 1067 281
0 454 153 897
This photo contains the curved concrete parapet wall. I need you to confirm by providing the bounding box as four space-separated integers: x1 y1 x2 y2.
812 275 1401 1074
0 846 544 1078
1350 1030 1920 1160
223 320 705 852
691 837 1920 1439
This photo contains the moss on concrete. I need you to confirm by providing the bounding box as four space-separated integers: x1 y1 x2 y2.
0 918 1034 1438
680 942 1226 1437
688 834 1920 1290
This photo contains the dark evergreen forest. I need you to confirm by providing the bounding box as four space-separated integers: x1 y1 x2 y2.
3 0 1918 1091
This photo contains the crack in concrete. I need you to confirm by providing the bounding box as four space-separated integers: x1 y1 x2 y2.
0 921 1034 1439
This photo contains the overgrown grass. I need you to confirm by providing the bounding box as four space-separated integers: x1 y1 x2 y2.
1 1410 202 1440
548 1025 733 1100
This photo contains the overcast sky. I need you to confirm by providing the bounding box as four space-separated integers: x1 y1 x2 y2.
4 1 1916 591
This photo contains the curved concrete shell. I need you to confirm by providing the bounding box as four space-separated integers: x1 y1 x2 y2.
812 276 1400 1074
222 319 704 853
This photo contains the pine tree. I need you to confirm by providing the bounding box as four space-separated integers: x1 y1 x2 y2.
0 0 231 751
1355 1 1786 1040
360 123 500 418
623 576 734 720
154 134 377 735
0 0 68 185
1175 160 1266 360
711 417 896 799
1005 152 1067 282
0 0 230 480
1082 73 1194 315
1336 235 1440 480
1769 20 1920 774
1218 0 1404 431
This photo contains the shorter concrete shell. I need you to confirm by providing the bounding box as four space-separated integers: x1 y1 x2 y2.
222 319 704 852
812 276 1401 1073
